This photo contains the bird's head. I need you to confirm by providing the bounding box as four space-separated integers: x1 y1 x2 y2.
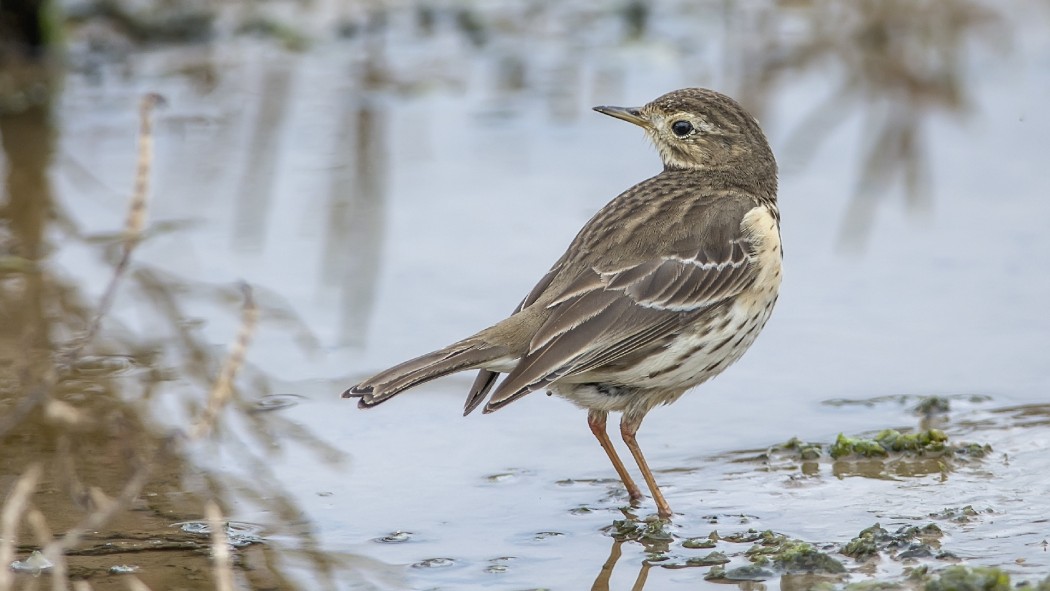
594 88 775 176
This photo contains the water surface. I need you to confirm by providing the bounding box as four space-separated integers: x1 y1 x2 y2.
1 0 1048 589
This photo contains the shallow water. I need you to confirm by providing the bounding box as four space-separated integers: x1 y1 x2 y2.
2 0 1049 589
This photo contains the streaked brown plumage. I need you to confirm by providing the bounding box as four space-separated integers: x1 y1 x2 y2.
344 88 781 519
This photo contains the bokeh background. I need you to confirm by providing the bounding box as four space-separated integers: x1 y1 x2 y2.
2 0 1049 589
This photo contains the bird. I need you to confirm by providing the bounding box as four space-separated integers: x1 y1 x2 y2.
344 88 781 519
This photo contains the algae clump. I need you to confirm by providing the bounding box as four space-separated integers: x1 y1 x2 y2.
830 429 949 459
685 551 729 567
924 565 1011 591
743 530 846 574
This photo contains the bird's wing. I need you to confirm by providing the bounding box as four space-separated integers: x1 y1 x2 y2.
483 211 760 411
464 255 567 415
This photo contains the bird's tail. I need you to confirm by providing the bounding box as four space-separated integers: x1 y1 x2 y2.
343 339 509 408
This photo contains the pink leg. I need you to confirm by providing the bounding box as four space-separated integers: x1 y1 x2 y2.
587 410 643 503
620 413 672 519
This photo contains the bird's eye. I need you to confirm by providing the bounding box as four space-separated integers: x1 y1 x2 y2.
671 120 694 137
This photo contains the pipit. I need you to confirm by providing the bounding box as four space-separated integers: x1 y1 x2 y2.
344 88 781 519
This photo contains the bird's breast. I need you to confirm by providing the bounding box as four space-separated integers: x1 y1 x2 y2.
740 204 783 297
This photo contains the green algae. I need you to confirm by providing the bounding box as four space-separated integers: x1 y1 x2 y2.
914 397 952 415
830 429 949 459
738 530 847 574
604 517 1043 590
843 523 944 561
771 541 847 574
822 394 991 410
930 505 984 523
684 551 729 567
954 443 993 458
769 429 988 466
682 536 717 549
606 519 673 544
600 429 1018 588
924 565 1011 591
780 436 825 460
705 558 1043 591
831 433 891 458
721 528 765 543
843 523 890 560
705 563 776 581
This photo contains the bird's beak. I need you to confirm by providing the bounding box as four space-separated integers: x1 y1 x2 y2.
593 105 649 128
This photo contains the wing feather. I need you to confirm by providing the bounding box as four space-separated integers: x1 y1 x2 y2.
480 191 769 412
465 256 565 415
484 230 759 410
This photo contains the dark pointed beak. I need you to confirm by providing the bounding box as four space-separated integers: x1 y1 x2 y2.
593 105 649 128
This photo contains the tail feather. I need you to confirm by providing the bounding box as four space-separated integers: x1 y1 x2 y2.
344 341 508 407
463 370 500 416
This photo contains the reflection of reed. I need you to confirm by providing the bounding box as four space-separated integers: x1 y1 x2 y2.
323 10 388 348
0 91 56 439
0 80 343 589
233 55 294 251
732 0 1003 250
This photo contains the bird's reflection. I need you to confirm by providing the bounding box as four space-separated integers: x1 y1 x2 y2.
589 532 775 591
591 539 652 591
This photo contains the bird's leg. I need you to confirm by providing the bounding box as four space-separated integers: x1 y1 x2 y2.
587 410 643 503
620 413 672 519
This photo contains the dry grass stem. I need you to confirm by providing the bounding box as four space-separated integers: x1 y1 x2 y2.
25 509 52 548
124 93 165 246
191 284 259 440
64 93 165 362
205 501 236 591
1 88 277 590
123 577 152 591
23 506 70 591
43 400 89 429
0 465 42 591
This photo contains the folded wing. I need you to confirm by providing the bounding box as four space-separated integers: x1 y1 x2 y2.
482 222 758 412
